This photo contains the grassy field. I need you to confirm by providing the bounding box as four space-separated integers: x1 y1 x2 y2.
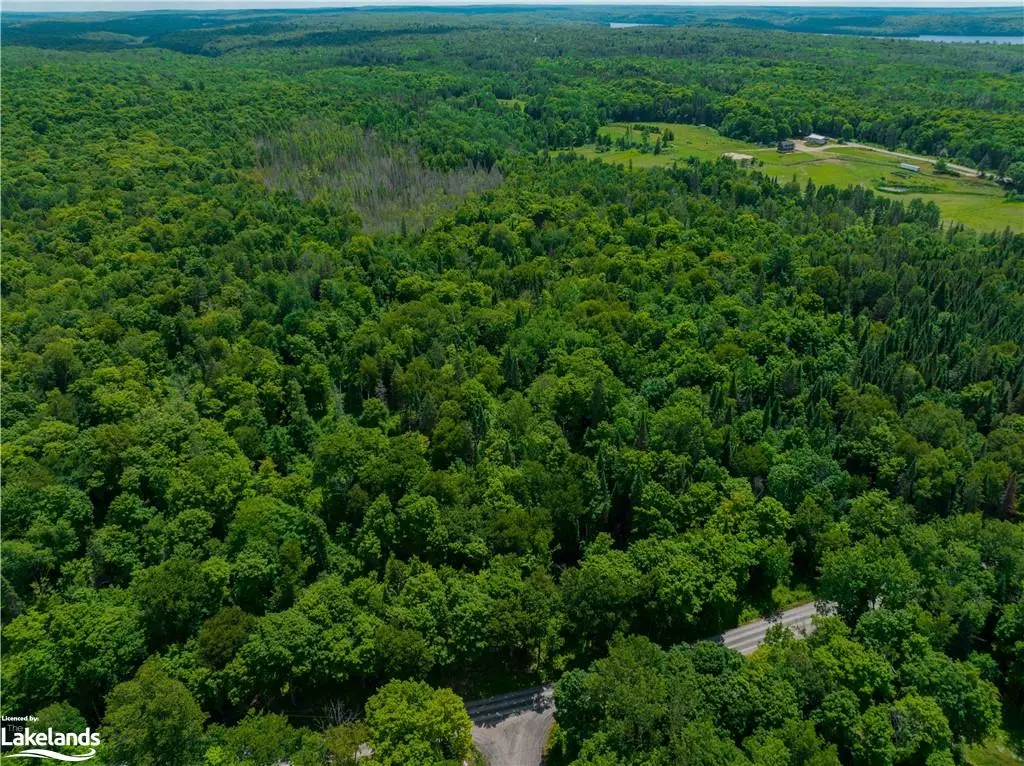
968 740 1023 766
966 706 1024 766
567 123 1023 232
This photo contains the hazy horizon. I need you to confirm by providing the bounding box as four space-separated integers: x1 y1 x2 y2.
6 0 1023 14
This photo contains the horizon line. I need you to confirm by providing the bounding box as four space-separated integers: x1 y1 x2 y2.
6 0 1024 13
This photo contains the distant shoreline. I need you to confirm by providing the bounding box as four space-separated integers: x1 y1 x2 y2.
822 32 1024 44
7 1 1024 13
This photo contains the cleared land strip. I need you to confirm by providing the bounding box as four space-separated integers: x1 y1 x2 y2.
468 601 829 766
792 139 981 176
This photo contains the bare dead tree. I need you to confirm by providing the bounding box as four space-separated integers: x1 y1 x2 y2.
319 698 361 729
255 121 502 235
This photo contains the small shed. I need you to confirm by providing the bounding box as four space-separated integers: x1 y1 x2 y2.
777 139 795 153
806 133 828 146
899 163 920 173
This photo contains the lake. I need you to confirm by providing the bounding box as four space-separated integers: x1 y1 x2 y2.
818 32 1022 45
906 35 1023 44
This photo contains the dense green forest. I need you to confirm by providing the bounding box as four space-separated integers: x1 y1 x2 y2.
6 8 1024 173
1 8 1023 766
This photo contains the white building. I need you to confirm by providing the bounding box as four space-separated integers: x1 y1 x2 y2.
899 163 920 173
806 133 828 146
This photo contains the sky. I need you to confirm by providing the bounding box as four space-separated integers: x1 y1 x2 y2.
6 0 1023 11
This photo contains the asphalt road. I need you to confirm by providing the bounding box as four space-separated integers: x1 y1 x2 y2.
467 601 824 766
712 600 820 655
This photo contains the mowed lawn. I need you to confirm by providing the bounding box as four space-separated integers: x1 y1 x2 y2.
578 122 755 163
568 123 1023 232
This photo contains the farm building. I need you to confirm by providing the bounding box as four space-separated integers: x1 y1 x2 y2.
777 139 795 153
899 163 921 172
805 133 828 146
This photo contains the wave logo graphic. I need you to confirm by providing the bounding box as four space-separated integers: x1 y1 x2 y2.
4 749 97 762
1 723 100 760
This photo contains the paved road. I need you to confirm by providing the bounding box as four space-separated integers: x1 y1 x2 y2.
712 600 820 655
466 602 824 766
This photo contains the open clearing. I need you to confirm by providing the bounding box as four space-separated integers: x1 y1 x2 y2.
965 706 1024 766
567 123 1023 232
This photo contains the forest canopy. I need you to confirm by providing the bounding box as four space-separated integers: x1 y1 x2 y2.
1 8 1022 766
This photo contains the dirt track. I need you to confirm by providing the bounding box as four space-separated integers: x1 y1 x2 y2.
791 139 980 177
468 687 555 766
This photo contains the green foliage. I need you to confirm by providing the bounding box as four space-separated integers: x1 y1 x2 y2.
103 659 207 766
555 617 1003 766
364 680 473 766
1 8 1022 760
